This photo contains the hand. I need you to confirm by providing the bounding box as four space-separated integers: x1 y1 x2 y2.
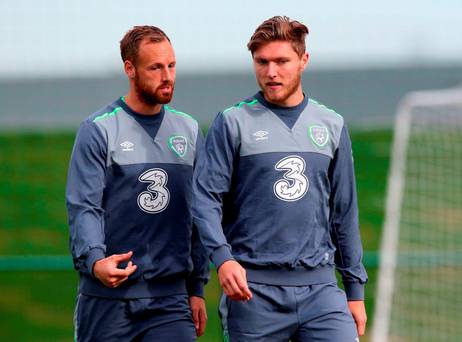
93 251 137 288
348 300 367 336
189 296 207 337
217 260 252 301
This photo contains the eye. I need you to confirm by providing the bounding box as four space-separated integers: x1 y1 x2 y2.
168 62 176 69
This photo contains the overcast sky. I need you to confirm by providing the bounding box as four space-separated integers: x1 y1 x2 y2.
2 0 461 78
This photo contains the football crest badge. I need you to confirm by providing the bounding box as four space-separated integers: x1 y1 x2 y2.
309 125 329 147
168 135 188 158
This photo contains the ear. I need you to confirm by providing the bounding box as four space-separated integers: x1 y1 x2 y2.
124 60 136 79
300 52 309 71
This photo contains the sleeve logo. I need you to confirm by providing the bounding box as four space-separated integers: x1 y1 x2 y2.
137 168 170 213
273 155 309 202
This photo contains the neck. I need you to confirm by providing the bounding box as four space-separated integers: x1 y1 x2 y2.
124 90 162 115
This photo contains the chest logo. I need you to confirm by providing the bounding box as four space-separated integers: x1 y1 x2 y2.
309 125 329 147
137 168 170 214
273 155 309 202
120 141 134 151
253 130 269 141
168 135 188 158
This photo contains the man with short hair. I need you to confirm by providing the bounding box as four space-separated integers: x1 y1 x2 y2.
67 25 208 341
193 16 367 341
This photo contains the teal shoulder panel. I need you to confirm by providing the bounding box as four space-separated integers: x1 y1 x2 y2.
223 98 259 114
231 97 345 158
92 106 197 167
92 106 122 122
164 105 197 122
308 98 343 119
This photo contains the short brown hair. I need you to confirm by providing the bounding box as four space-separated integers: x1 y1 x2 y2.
120 26 170 64
247 16 309 57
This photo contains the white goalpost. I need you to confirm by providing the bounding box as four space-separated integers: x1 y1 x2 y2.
372 87 462 342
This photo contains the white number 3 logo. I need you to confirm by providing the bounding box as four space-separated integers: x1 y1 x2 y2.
273 155 309 202
137 168 170 213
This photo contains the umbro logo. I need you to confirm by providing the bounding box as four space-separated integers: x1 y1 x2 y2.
120 141 134 151
253 130 269 141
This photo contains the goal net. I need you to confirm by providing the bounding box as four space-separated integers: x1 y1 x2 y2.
372 87 462 342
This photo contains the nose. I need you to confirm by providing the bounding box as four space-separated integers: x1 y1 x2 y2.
266 62 277 79
161 67 173 82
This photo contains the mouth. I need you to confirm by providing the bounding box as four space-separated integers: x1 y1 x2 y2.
266 82 283 91
158 85 173 93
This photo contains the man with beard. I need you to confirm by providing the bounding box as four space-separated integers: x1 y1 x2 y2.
193 16 368 341
66 26 208 341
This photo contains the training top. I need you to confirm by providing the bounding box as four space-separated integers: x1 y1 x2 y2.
192 92 367 300
66 97 209 299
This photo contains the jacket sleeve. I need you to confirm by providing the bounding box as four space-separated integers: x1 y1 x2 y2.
186 130 210 297
66 120 107 277
192 113 236 269
329 125 368 300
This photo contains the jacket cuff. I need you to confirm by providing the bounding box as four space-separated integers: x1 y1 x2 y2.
85 248 106 277
210 245 234 270
344 282 364 300
186 278 206 298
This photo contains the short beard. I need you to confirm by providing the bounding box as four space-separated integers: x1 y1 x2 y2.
261 73 301 105
134 75 174 106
